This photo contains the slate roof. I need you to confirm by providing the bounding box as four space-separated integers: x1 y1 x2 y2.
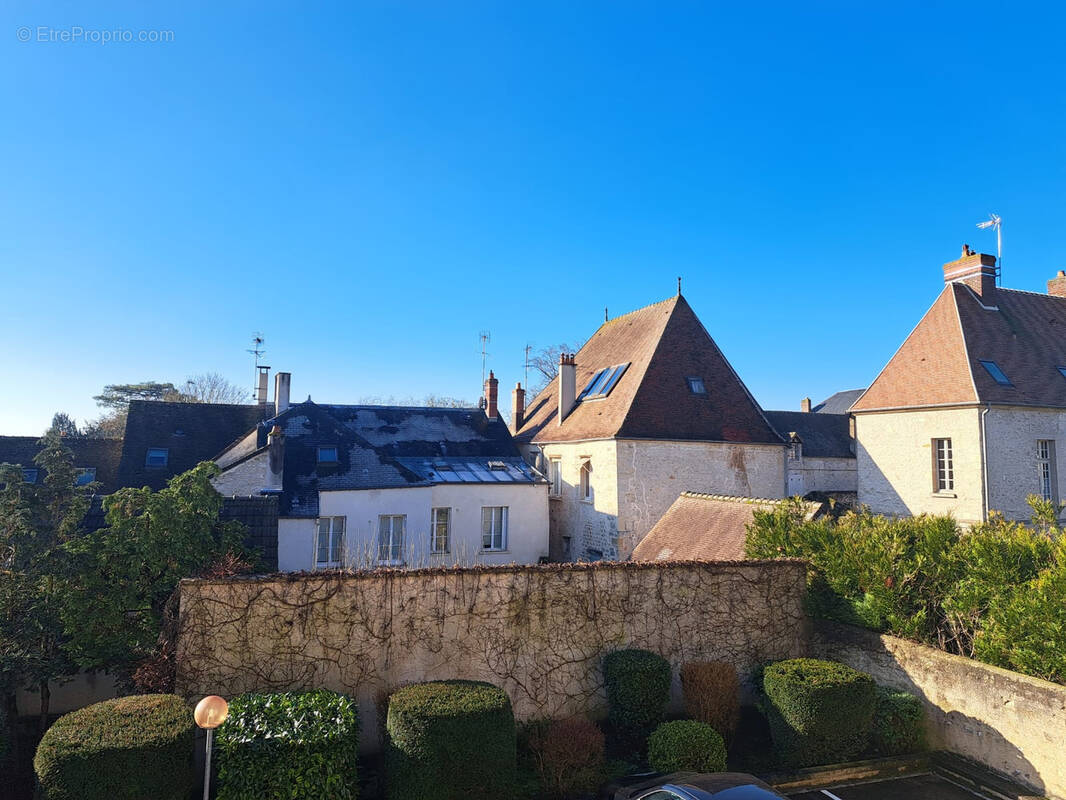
763 410 854 458
812 389 865 414
631 492 824 563
0 435 123 492
116 400 268 490
216 402 541 517
516 295 784 446
853 283 1066 412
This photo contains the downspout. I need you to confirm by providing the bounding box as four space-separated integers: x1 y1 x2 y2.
980 403 991 521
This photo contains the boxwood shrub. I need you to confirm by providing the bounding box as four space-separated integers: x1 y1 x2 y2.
603 648 671 736
870 687 926 756
215 689 359 800
34 694 194 800
647 720 727 774
762 658 876 767
386 680 515 799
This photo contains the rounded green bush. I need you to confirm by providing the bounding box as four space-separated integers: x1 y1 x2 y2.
603 648 671 735
647 720 727 774
386 680 516 799
762 658 876 767
34 694 194 800
870 687 926 756
215 690 360 800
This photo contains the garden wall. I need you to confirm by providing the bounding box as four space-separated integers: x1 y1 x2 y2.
174 560 808 748
813 620 1066 800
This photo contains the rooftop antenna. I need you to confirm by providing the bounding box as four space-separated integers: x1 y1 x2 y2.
478 331 491 390
976 213 1002 284
247 332 266 368
247 333 269 401
677 276 682 296
522 343 533 389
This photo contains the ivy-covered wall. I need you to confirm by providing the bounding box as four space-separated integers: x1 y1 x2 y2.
174 560 808 749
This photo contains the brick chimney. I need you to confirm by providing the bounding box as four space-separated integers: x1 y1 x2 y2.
1048 270 1066 298
264 424 285 494
274 372 291 417
511 382 525 433
943 246 997 297
484 371 499 420
256 366 271 407
558 353 576 424
801 397 812 413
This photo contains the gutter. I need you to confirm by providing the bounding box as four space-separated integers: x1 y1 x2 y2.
981 403 991 521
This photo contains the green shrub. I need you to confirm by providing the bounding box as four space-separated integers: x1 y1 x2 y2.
680 661 740 742
870 687 926 756
647 720 727 774
523 716 605 797
0 701 9 763
34 694 194 800
762 658 876 767
386 680 516 799
603 649 671 736
215 690 359 800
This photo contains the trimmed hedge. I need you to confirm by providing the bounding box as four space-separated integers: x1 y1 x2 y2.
647 720 727 774
603 649 671 736
386 680 516 799
762 658 876 767
215 690 360 800
680 661 741 741
34 694 194 800
870 687 926 756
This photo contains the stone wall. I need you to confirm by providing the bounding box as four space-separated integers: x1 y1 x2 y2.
175 560 808 749
813 621 1066 800
985 406 1066 522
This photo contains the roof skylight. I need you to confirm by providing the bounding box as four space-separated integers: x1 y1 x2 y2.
979 360 1012 386
577 363 630 401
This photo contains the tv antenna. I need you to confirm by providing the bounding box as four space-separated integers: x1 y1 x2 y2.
522 343 533 388
976 213 1002 282
247 333 266 368
478 331 491 389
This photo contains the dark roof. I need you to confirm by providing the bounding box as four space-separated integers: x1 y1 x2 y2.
854 283 1066 412
631 492 823 562
116 400 267 490
763 410 854 458
218 402 539 517
0 435 123 492
516 295 784 446
812 389 865 414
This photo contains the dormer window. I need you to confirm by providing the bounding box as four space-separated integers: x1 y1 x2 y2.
979 360 1012 386
317 446 339 464
145 448 169 467
577 363 630 401
686 377 707 395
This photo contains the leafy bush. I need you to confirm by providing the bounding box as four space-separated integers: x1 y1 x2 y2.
870 687 926 756
680 661 740 742
603 649 671 737
386 680 516 799
762 658 876 767
0 701 8 763
523 716 605 797
34 694 194 800
647 720 726 774
215 690 359 800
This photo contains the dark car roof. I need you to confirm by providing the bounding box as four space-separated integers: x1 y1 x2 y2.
614 772 784 800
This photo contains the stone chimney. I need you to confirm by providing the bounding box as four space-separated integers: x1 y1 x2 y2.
255 366 271 407
1048 270 1066 298
943 246 997 297
484 371 499 421
264 424 285 493
801 397 812 413
558 353 576 424
274 372 291 417
511 382 525 432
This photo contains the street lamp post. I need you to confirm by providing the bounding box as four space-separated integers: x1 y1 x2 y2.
194 695 229 800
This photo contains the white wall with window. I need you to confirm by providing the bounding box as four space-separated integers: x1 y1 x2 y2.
274 481 549 571
985 407 1066 521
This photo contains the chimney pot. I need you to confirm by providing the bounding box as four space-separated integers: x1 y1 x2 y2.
943 251 997 297
558 355 577 424
1049 270 1066 298
484 370 499 421
274 372 291 417
801 397 812 413
511 382 526 433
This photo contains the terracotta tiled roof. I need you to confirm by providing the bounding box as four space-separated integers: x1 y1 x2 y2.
854 283 1066 412
631 492 823 562
516 295 783 445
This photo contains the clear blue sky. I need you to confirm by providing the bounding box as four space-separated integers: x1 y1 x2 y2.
2 1 1064 435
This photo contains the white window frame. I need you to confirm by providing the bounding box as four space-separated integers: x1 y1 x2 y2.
549 457 562 496
933 438 954 493
481 506 508 551
579 459 593 502
1037 440 1056 502
378 514 406 565
430 507 451 554
315 516 346 568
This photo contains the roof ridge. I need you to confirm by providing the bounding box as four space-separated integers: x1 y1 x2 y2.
679 491 797 504
599 294 679 326
128 399 260 410
995 286 1066 300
